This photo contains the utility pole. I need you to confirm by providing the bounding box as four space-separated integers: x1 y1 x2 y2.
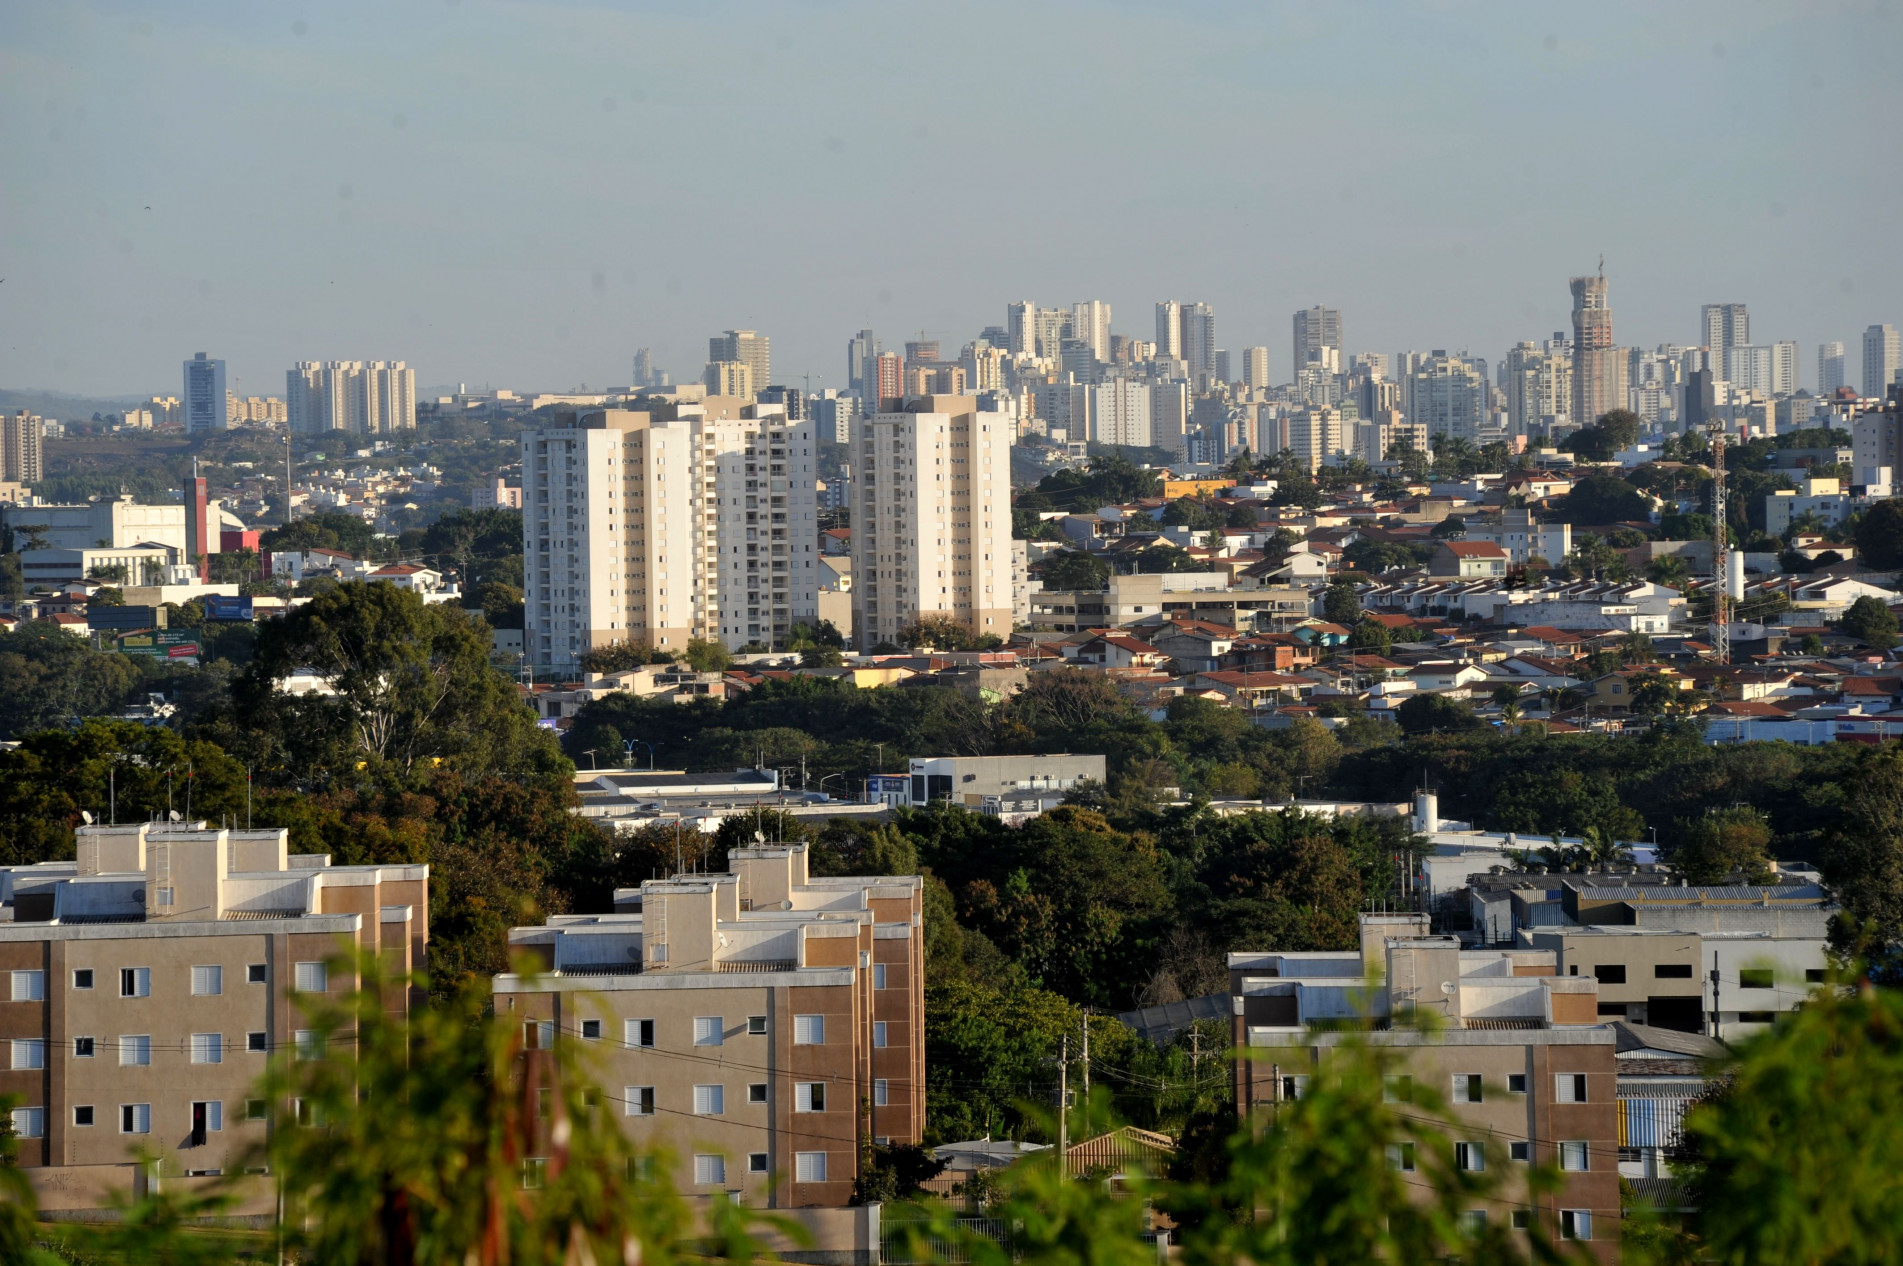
1081 1012 1090 1140
1709 426 1730 666
1709 949 1721 1039
1057 1035 1068 1177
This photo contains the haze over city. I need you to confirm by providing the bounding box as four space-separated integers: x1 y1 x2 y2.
4 0 1901 397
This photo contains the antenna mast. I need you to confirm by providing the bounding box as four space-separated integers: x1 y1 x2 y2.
1708 425 1729 666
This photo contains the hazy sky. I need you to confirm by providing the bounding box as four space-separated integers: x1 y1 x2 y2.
4 0 1900 399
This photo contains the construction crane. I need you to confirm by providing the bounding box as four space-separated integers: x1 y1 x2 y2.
1708 424 1729 665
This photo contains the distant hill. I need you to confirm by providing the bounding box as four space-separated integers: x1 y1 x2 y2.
0 388 147 420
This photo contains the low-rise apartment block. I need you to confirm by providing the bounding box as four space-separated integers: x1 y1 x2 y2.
494 844 922 1208
0 824 427 1212
1231 915 1618 1261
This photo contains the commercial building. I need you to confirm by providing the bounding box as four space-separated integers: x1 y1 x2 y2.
494 844 922 1207
1232 915 1618 1260
182 353 227 433
1026 573 1312 633
0 822 427 1213
892 754 1105 814
1292 305 1343 383
709 331 770 400
0 495 238 555
1865 324 1902 399
3 410 44 483
849 395 1013 653
1570 269 1623 427
285 361 416 434
519 398 821 670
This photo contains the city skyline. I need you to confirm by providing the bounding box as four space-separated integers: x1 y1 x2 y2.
3 2 1900 398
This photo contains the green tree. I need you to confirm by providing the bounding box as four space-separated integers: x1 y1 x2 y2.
1034 550 1111 590
1556 475 1653 526
1853 496 1903 570
1347 618 1393 653
1396 693 1483 735
1840 594 1899 649
1821 745 1903 967
259 510 384 559
1674 806 1776 884
0 625 143 740
682 637 733 672
1322 581 1361 626
470 580 525 630
1133 543 1200 574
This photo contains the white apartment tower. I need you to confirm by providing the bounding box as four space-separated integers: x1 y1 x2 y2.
1089 380 1152 447
1241 347 1271 390
1702 303 1749 378
850 396 1013 652
285 361 415 434
1293 306 1343 382
520 399 819 670
1866 325 1902 399
1819 342 1848 395
1070 301 1112 361
1153 302 1181 360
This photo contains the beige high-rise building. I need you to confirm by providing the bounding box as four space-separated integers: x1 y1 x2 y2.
1505 339 1573 437
4 410 45 483
0 823 427 1214
1070 300 1112 361
1241 346 1272 390
709 330 770 395
850 395 1013 652
496 842 923 1207
521 399 820 669
704 361 754 398
285 361 414 433
1570 268 1623 426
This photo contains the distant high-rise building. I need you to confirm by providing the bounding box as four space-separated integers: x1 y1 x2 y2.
1006 302 1035 357
1701 303 1750 380
1031 308 1071 361
1409 351 1489 442
1241 347 1271 390
1285 407 1345 469
1213 350 1231 385
813 392 859 444
1505 338 1573 437
3 411 44 483
709 330 769 397
1154 302 1182 360
755 384 806 421
182 353 227 433
1150 380 1191 460
1819 342 1848 395
1178 303 1216 382
870 352 904 409
1292 306 1343 384
1865 325 1902 398
285 360 413 433
1089 380 1151 447
632 347 666 388
1570 267 1621 426
847 329 880 394
704 360 754 398
903 338 940 368
1070 301 1112 361
850 395 1012 653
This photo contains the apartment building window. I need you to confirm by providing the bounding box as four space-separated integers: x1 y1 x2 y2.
72 969 94 990
873 1022 889 1049
872 963 888 990
693 1155 727 1185
1559 1141 1589 1171
748 1083 767 1104
121 1103 152 1134
10 969 44 1001
246 1099 268 1121
294 1099 316 1127
747 1015 767 1036
1807 968 1827 983
1739 969 1775 989
873 1079 889 1107
693 1017 725 1046
190 1101 223 1147
748 1153 769 1174
1460 1211 1487 1233
190 1033 224 1065
796 1083 827 1112
1387 1142 1416 1172
1455 1142 1485 1172
247 1032 267 1053
1280 1075 1308 1101
1740 1010 1776 1023
623 1086 655 1117
624 1018 656 1048
294 962 327 993
191 965 223 996
693 1085 725 1116
248 964 267 985
119 1035 151 1067
1556 1073 1588 1103
1559 1210 1592 1241
793 1014 824 1045
74 1106 95 1127
1655 963 1693 979
1510 1141 1531 1161
74 1037 95 1058
120 967 151 998
295 1031 324 1061
1452 1074 1483 1104
580 1019 602 1041
1383 1075 1412 1103
12 1107 44 1139
1507 1074 1527 1094
1594 964 1626 984
795 1152 828 1183
9 1039 44 1070
520 1159 546 1190
156 887 175 907
523 1021 553 1050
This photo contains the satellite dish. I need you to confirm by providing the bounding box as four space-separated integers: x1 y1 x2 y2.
753 830 766 843
80 810 94 824
168 810 181 822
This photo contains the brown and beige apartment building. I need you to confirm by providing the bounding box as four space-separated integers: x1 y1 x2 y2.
1231 915 1619 1261
494 843 922 1208
0 823 426 1212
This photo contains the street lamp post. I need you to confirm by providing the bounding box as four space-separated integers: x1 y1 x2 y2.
623 739 655 770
